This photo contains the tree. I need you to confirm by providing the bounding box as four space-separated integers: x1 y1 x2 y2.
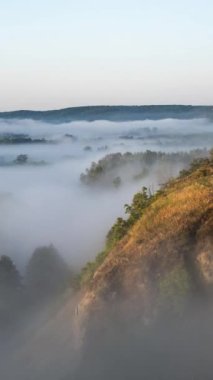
0 255 22 327
14 154 28 164
0 255 21 293
106 217 128 249
26 245 71 304
106 187 150 249
124 187 149 225
113 176 121 188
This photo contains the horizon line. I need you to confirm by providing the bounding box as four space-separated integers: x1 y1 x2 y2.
1 104 213 113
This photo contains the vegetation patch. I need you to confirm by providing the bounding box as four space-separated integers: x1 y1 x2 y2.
80 149 208 187
158 265 192 315
79 154 213 288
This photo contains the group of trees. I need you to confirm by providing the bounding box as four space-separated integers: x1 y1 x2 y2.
106 187 151 249
0 245 71 331
80 149 208 187
0 133 47 145
79 187 152 286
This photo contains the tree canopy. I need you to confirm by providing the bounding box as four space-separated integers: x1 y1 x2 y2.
26 245 71 303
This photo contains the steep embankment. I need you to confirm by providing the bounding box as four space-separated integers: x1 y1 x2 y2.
79 157 213 322
2 157 213 380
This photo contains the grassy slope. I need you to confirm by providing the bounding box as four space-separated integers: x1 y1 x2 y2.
79 157 213 316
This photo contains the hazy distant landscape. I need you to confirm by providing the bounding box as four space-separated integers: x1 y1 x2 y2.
0 100 212 380
1 105 213 123
1 0 213 378
0 112 212 270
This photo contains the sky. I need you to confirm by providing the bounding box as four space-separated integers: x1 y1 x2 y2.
0 0 213 110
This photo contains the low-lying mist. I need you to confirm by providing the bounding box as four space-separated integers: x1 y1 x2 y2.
75 298 213 380
0 116 212 379
0 117 212 270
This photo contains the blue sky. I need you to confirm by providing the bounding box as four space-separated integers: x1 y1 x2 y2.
1 0 213 110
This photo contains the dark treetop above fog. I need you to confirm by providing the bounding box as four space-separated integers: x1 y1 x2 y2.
0 105 213 123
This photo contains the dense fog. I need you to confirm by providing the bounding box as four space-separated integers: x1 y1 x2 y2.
0 118 212 269
0 116 212 380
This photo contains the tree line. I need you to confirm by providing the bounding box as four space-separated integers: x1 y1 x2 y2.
0 245 72 332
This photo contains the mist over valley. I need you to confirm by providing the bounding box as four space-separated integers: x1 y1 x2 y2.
0 112 212 380
0 116 212 268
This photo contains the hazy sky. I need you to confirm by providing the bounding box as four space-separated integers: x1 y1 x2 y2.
1 0 213 110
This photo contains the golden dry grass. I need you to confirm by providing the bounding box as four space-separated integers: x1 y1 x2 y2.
79 159 213 316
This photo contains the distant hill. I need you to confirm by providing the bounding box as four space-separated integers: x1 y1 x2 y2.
0 105 213 123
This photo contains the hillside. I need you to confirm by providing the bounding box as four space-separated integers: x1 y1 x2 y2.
0 105 213 123
79 155 213 321
2 155 213 380
71 155 213 379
